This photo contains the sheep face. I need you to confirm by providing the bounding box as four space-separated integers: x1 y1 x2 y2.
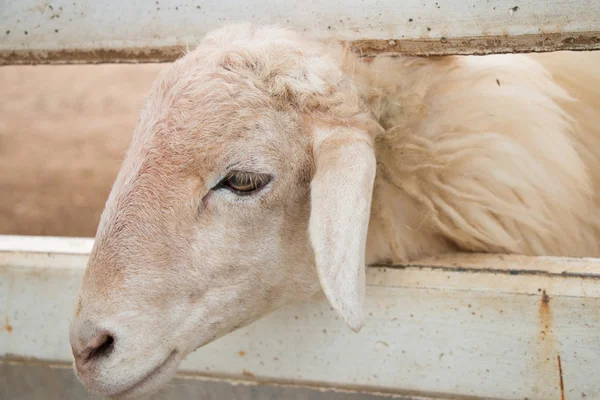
69 24 378 398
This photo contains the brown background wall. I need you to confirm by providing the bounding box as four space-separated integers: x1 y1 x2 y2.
0 64 163 237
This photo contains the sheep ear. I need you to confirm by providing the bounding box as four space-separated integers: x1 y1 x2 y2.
309 123 377 332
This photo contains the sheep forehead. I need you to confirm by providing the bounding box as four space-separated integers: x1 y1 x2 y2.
167 24 358 115
134 22 361 165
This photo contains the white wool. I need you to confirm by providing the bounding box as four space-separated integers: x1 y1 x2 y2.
365 52 600 262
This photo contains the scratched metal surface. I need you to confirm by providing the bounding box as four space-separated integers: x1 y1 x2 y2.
0 0 599 64
2 235 600 399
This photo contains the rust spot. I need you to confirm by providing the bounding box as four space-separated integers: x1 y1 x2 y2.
242 369 255 378
4 317 13 333
238 350 246 357
534 289 563 396
542 290 550 305
539 290 551 339
557 355 565 400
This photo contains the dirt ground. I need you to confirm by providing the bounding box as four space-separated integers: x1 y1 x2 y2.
0 63 165 237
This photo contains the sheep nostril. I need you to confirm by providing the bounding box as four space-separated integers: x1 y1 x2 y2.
83 333 115 364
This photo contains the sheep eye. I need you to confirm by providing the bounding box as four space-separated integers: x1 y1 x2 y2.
216 171 271 196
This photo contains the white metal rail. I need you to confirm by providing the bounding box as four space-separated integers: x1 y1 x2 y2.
1 0 600 64
2 236 599 399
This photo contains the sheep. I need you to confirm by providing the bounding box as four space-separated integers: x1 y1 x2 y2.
69 24 600 398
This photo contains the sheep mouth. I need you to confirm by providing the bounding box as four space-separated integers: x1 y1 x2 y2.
109 350 179 399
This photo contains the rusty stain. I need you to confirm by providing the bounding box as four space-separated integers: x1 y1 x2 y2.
242 369 255 378
542 290 550 305
4 317 13 333
539 290 551 340
238 350 246 357
535 289 564 397
557 355 565 400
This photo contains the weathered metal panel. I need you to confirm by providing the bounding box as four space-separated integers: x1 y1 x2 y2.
2 236 600 399
1 0 599 64
0 363 411 400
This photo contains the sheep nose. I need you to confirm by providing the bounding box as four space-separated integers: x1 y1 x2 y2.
71 327 115 373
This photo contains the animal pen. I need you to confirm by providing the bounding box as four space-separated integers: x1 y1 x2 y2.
1 1 600 399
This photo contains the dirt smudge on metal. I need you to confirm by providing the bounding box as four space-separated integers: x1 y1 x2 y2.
351 31 600 58
242 369 256 378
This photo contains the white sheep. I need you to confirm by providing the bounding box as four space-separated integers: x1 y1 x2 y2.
69 24 600 398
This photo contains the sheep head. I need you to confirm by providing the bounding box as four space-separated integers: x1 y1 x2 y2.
69 24 380 398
